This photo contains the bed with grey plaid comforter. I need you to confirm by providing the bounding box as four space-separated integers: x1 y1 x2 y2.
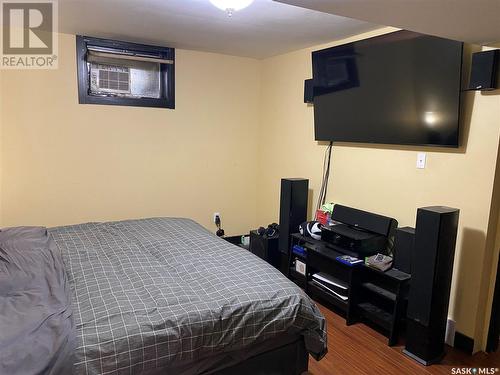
49 217 327 375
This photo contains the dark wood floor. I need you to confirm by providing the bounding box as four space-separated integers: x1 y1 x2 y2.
307 301 500 375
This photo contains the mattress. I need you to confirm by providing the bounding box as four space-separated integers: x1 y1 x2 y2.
47 217 327 374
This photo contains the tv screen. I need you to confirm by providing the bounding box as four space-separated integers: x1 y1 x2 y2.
312 30 463 147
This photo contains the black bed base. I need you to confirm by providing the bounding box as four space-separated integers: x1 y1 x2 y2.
214 338 308 375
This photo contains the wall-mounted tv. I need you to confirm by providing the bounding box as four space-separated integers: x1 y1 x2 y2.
312 30 463 147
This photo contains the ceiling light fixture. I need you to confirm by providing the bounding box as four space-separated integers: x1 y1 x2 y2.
209 0 254 16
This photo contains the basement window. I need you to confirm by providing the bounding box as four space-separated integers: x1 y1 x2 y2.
76 35 175 109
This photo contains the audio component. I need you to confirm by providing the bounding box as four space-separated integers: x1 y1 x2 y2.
321 204 397 257
468 50 499 91
278 178 309 255
249 230 280 268
404 206 460 365
393 227 415 274
304 79 314 103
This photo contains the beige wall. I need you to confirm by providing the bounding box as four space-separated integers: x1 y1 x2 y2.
1 29 499 352
480 40 500 351
479 148 500 350
257 27 500 349
0 33 262 234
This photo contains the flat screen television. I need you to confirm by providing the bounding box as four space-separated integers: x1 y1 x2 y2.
312 30 463 147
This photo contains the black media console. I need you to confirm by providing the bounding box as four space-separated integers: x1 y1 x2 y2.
288 233 411 346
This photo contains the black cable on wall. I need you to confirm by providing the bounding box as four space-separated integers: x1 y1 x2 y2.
316 142 333 213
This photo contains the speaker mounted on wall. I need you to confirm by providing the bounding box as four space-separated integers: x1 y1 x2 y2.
468 50 499 91
304 79 314 104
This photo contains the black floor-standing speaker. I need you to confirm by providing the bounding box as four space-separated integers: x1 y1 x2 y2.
278 179 308 262
404 206 460 365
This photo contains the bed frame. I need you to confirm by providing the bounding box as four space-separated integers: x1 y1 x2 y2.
215 337 308 375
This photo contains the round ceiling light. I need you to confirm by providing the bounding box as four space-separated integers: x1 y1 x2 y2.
209 0 254 16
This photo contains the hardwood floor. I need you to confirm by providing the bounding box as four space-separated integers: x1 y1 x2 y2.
307 301 500 375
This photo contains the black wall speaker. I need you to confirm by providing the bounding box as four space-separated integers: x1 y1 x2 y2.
278 178 308 255
404 206 460 365
249 230 280 268
393 226 415 274
468 50 499 91
304 79 314 104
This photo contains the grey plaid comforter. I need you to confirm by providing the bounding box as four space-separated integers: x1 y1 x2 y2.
49 217 327 374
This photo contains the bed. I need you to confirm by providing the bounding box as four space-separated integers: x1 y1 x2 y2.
0 218 327 375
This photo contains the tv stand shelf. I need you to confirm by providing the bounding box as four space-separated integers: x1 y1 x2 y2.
288 233 411 346
289 267 307 288
357 302 393 331
361 282 397 301
308 281 349 312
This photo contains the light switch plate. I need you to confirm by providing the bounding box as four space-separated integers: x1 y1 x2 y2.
416 152 426 169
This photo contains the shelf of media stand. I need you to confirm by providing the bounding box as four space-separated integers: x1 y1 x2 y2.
289 267 307 288
288 233 357 324
307 281 348 312
287 233 411 346
357 302 393 331
361 282 397 302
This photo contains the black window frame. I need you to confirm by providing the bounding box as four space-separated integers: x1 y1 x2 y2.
76 35 175 109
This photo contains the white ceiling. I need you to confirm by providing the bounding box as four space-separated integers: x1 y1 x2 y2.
275 0 500 46
58 0 379 59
